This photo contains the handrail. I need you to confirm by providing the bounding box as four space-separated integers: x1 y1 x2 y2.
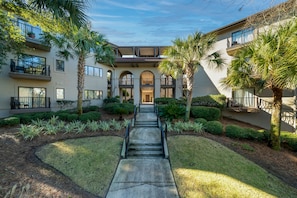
123 123 131 158
133 105 138 123
156 105 168 158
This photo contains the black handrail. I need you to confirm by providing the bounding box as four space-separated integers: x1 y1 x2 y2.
124 123 131 158
10 96 51 109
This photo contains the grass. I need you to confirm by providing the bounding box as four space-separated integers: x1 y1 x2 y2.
35 136 122 197
168 136 297 198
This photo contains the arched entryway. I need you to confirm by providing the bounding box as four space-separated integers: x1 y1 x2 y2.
119 71 134 103
140 71 154 104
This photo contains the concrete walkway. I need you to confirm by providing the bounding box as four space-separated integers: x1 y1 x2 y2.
106 110 179 198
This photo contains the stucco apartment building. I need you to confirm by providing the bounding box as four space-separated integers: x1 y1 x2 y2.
1 3 296 131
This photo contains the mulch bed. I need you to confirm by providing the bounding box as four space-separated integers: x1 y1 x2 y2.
1 114 297 197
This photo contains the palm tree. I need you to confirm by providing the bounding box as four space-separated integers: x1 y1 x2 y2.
1 0 88 27
223 19 297 150
47 25 114 115
159 31 223 121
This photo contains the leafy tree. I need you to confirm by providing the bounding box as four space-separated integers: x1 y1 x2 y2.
159 31 223 121
222 19 297 150
46 25 114 115
0 0 88 71
0 11 25 69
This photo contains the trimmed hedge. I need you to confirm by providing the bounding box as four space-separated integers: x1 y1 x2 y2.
225 124 268 141
79 111 101 122
281 132 297 151
103 102 134 115
191 94 226 109
158 102 185 120
194 118 208 125
103 97 120 104
190 106 221 121
0 117 20 127
204 121 223 135
155 97 180 105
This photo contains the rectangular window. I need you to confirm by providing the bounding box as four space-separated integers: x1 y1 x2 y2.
56 60 65 72
161 88 174 98
18 87 46 108
84 90 103 100
85 65 102 77
56 88 64 99
232 27 254 45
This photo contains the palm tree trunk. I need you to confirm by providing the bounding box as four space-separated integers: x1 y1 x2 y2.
77 54 85 115
269 87 283 150
185 66 194 121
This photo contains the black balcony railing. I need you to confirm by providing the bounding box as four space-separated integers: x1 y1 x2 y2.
11 97 51 109
119 78 134 86
10 59 51 76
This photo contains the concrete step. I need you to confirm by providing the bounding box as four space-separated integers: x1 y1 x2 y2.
129 143 163 151
139 108 155 113
127 143 164 158
135 121 158 127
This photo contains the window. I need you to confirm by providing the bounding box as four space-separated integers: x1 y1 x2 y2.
18 87 46 108
161 74 174 86
85 65 103 77
161 88 174 98
84 90 103 100
56 88 64 99
232 27 254 45
56 60 65 72
14 54 46 74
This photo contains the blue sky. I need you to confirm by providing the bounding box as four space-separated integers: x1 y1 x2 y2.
88 0 287 46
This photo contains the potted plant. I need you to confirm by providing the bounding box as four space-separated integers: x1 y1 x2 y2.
27 32 35 38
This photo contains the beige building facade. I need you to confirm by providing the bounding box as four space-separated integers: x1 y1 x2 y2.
1 6 296 131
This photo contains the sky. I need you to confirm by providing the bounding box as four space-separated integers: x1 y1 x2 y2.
87 0 287 46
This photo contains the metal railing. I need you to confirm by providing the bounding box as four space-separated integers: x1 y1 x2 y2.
156 104 168 158
17 20 43 40
123 123 131 158
11 97 51 109
10 59 51 76
228 96 296 128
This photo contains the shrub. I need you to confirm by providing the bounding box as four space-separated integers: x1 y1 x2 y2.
281 132 297 151
83 105 99 112
194 118 207 125
225 125 244 138
204 121 223 135
155 97 179 105
79 112 101 122
159 102 185 121
243 128 267 141
103 103 134 115
190 106 221 121
191 94 226 109
0 117 20 127
18 124 43 140
103 97 120 104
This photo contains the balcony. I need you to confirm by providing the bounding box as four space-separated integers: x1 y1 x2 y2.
17 20 51 51
9 59 51 81
119 78 134 87
10 97 51 114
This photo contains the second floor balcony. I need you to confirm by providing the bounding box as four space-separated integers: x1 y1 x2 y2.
9 59 51 81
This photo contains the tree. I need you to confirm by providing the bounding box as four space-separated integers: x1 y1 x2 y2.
46 25 114 115
1 0 88 28
222 19 297 150
0 0 89 71
159 31 223 121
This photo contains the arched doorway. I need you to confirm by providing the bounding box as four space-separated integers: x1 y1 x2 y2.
119 71 134 103
140 71 154 104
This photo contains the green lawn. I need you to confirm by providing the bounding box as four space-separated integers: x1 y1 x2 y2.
168 136 297 198
35 136 122 197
